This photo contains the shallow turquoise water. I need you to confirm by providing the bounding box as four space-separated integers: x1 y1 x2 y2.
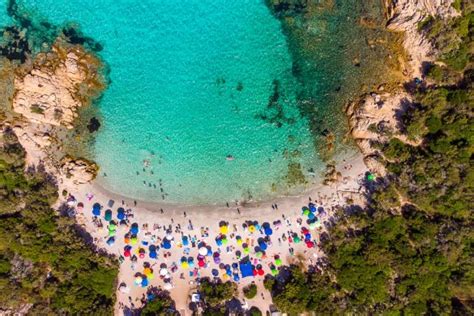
3 1 361 204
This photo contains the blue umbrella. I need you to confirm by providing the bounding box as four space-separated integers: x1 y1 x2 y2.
106 236 115 246
117 209 125 220
162 240 171 249
212 269 219 276
309 204 317 212
182 236 189 246
92 203 101 216
233 273 240 282
259 241 267 251
264 226 273 236
130 223 139 235
141 277 149 287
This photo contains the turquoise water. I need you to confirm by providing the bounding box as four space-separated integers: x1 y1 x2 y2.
2 1 370 204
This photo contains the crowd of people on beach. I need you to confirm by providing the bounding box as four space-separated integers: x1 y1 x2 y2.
68 194 328 308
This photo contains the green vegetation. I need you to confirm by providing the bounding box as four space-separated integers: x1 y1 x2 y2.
0 127 118 314
139 287 177 316
267 4 473 315
198 278 236 314
243 283 257 299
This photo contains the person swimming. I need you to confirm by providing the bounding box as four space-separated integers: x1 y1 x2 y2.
226 155 234 161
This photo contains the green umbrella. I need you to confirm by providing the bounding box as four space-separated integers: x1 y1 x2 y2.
293 236 301 244
275 258 282 266
367 173 375 181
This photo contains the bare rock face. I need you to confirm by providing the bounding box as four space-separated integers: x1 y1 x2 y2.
12 44 103 128
60 156 98 185
385 0 458 76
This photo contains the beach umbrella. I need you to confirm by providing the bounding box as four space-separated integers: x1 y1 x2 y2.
109 222 117 231
130 223 139 235
212 269 219 277
77 202 84 211
182 236 189 246
141 277 148 287
215 238 223 247
130 235 138 245
104 209 112 221
134 276 142 286
108 230 116 238
222 274 229 281
163 282 173 290
181 261 189 269
162 240 171 249
149 251 157 259
233 273 240 282
207 247 212 256
309 203 317 212
304 233 312 241
198 247 208 256
213 252 220 264
236 236 243 246
92 203 101 216
275 256 282 266
198 260 205 268
264 226 273 236
144 267 152 276
124 234 130 244
219 225 228 234
243 247 250 255
306 240 315 248
257 268 264 276
367 173 375 182
159 268 168 276
117 208 125 220
106 236 115 245
308 212 315 220
165 233 173 241
293 235 301 244
248 225 255 233
255 251 263 259
222 237 228 245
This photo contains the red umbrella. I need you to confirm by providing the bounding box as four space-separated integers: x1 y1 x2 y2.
198 260 205 268
124 250 131 257
257 269 264 276
306 240 315 248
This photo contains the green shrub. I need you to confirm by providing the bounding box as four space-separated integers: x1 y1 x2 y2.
243 283 257 299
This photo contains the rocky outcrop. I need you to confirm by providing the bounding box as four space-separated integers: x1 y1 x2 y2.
8 41 105 185
12 43 104 128
60 156 98 185
345 91 411 176
385 0 458 77
346 0 457 176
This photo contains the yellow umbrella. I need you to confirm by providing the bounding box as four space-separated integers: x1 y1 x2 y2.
219 226 228 234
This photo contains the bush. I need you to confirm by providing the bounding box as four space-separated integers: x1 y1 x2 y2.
243 283 257 299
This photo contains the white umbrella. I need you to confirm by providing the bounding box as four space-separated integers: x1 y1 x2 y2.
198 247 208 256
165 234 173 240
159 268 168 276
163 282 173 290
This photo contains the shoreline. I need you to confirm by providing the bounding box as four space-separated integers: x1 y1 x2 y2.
90 147 364 210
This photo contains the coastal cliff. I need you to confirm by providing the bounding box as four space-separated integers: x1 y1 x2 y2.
346 0 458 176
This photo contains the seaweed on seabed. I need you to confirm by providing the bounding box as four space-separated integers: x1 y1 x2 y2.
256 79 295 128
3 0 104 61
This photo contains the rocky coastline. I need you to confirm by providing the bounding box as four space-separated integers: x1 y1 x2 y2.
345 0 458 176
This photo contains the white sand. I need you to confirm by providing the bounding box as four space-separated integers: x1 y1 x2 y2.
59 153 368 315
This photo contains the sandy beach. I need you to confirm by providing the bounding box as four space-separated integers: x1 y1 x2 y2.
57 153 368 315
